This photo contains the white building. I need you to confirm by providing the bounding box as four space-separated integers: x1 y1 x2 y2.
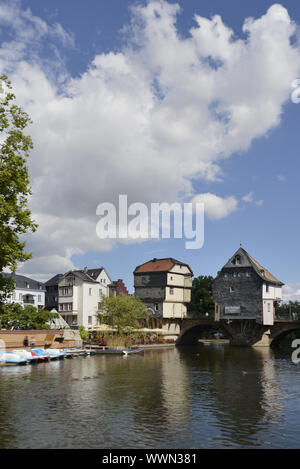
2 273 46 309
58 267 111 328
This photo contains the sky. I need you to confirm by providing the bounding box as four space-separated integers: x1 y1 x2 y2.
1 0 300 299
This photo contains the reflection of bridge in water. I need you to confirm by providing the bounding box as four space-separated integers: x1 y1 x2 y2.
174 318 300 347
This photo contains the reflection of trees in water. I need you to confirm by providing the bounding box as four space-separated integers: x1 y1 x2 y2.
95 349 192 443
177 345 282 447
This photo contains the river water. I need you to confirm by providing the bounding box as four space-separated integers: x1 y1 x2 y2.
0 344 299 449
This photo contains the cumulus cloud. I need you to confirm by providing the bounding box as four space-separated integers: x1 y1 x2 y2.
282 283 300 302
191 193 238 220
0 1 299 278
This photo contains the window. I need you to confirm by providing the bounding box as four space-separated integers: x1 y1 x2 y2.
170 288 174 295
224 273 228 278
155 303 159 311
246 272 251 277
233 272 237 278
89 288 92 296
88 316 92 325
19 293 22 300
266 284 269 293
170 276 173 281
230 286 234 293
59 303 63 311
267 303 271 312
38 295 42 302
59 287 72 296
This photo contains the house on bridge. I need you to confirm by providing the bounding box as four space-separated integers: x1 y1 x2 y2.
134 258 193 318
212 246 284 326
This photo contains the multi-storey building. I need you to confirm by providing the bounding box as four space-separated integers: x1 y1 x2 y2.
212 246 284 325
2 273 46 309
134 258 193 318
57 267 111 328
44 273 63 310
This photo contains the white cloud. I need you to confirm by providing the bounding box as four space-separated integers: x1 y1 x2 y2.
277 174 287 182
282 283 300 302
0 1 299 278
242 192 254 203
255 199 264 207
191 193 238 220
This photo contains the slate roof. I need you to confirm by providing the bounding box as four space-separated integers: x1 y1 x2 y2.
222 247 284 286
134 258 193 275
66 270 99 283
1 273 46 291
44 274 63 287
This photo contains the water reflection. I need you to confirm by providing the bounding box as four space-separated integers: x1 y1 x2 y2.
0 345 299 448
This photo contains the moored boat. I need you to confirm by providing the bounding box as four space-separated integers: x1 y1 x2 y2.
0 351 28 366
90 347 144 355
30 348 51 361
46 348 66 360
11 349 39 363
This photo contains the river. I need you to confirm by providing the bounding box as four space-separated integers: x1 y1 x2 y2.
0 344 299 449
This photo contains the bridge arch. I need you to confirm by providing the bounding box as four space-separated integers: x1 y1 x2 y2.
270 324 300 348
176 320 229 345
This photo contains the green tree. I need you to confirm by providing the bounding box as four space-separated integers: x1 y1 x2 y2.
97 294 149 335
275 301 300 320
188 275 215 318
0 303 58 330
79 325 89 341
0 75 37 306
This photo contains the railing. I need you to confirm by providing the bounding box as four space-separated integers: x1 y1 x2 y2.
23 299 35 305
275 313 300 322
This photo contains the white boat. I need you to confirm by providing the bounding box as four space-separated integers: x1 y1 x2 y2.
0 351 28 366
11 349 39 363
46 348 66 360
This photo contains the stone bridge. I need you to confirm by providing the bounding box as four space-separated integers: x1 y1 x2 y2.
175 317 300 347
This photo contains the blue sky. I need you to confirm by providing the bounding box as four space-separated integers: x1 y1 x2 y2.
1 0 300 298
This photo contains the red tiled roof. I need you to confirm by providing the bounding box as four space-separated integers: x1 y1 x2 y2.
134 258 193 274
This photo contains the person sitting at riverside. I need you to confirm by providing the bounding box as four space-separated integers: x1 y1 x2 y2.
23 336 29 348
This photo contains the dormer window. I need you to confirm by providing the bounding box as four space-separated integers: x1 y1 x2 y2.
232 255 241 265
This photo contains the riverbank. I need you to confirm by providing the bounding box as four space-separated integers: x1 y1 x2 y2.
0 329 82 349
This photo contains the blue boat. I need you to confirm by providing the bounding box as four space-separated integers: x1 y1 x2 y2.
30 348 51 361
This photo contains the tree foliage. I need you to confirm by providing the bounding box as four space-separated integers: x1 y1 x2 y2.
275 301 300 320
188 275 215 317
0 303 58 330
0 75 37 305
97 294 149 335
